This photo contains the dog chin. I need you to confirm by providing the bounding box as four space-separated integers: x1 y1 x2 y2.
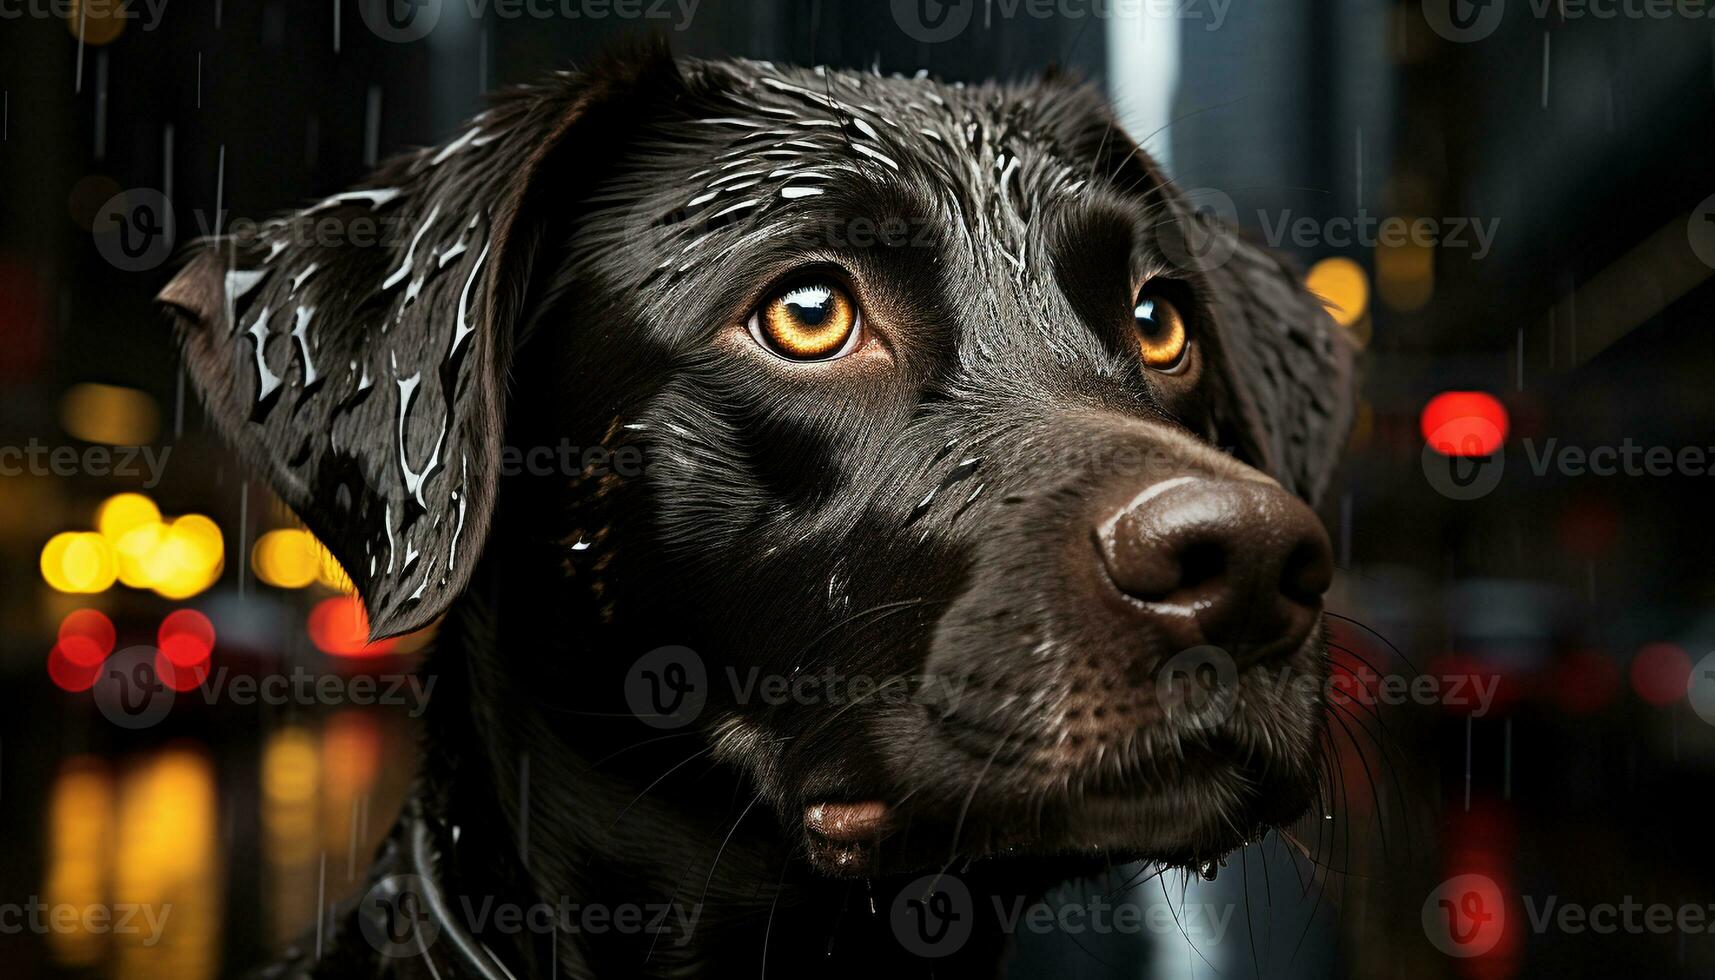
798 727 1319 879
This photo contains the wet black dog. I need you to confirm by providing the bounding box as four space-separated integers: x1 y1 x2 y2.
162 43 1355 980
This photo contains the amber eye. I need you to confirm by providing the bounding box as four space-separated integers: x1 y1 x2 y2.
1134 293 1190 371
750 279 861 361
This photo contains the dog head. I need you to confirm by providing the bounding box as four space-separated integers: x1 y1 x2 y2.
161 48 1356 879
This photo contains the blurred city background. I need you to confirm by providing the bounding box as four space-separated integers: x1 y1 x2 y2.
2 0 1713 977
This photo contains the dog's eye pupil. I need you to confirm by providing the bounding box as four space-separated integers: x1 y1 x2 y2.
752 279 861 361
1133 294 1190 371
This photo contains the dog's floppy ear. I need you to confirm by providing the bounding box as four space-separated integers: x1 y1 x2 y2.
1194 222 1359 506
158 48 675 638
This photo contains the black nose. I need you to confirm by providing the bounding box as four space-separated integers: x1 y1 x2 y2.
1096 476 1334 662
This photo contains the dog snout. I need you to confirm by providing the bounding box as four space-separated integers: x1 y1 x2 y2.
1096 477 1334 663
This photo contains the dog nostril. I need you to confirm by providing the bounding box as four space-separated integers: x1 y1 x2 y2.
1177 539 1226 591
1281 538 1334 605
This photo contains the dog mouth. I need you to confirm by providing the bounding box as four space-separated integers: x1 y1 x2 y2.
795 681 1320 878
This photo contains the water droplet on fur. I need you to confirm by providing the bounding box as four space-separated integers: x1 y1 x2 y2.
941 456 981 488
906 489 937 524
1198 860 1219 881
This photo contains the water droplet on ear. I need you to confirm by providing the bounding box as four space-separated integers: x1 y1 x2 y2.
906 489 937 524
941 457 981 488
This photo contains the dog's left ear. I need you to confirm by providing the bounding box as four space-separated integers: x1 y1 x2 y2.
1194 225 1359 506
158 48 676 638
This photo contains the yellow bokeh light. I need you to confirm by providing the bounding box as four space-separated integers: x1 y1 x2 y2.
43 758 113 968
114 522 169 588
252 529 321 589
59 383 159 447
1306 257 1371 328
46 505 223 599
96 492 162 543
262 727 320 805
152 517 225 599
41 531 118 593
111 516 223 598
114 746 221 980
65 0 127 46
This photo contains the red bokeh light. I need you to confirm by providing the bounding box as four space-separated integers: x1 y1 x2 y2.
154 650 211 692
48 645 103 692
1421 391 1509 457
308 596 396 658
158 609 216 667
1630 643 1691 706
57 608 116 668
1438 803 1521 978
